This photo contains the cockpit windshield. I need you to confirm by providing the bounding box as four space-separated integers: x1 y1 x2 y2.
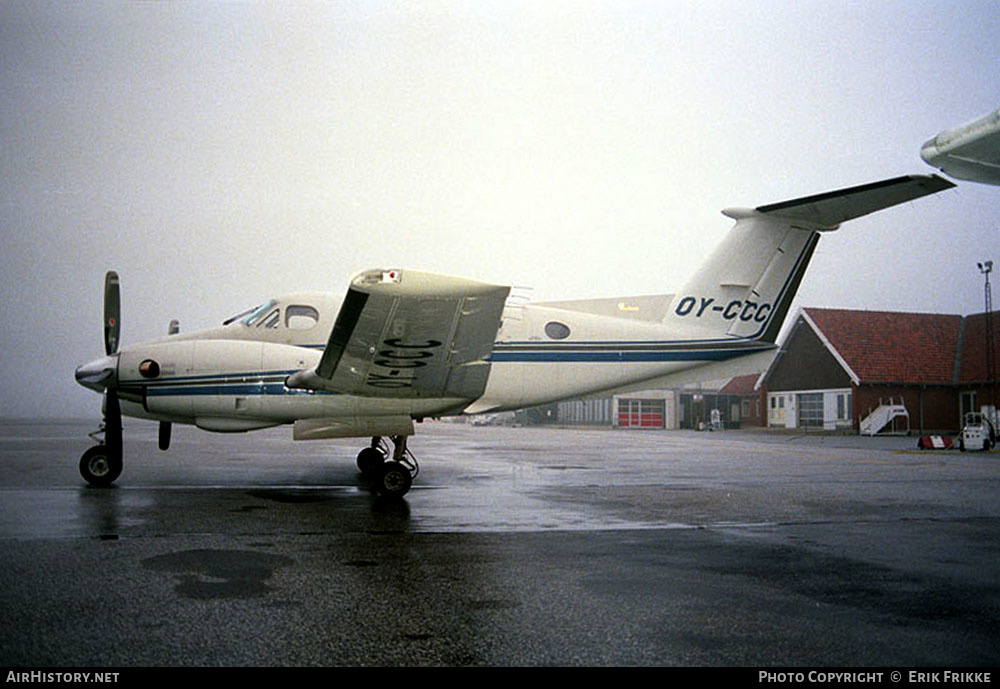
222 298 320 330
223 299 279 327
222 305 259 326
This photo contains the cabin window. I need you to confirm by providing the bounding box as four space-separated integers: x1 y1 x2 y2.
544 321 571 340
286 305 320 330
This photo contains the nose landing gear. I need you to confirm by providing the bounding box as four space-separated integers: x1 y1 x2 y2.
79 444 123 486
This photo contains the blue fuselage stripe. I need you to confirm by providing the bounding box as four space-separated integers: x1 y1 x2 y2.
130 341 768 396
488 349 750 363
145 383 333 397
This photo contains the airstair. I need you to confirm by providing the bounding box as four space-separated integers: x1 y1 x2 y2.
860 398 910 436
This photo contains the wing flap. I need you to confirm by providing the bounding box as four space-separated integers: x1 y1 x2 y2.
287 269 510 399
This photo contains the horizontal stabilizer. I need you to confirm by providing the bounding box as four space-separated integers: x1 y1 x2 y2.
754 174 955 229
665 174 955 344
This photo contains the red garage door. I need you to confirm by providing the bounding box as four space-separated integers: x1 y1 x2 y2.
618 399 665 428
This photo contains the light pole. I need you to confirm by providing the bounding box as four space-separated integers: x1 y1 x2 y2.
978 261 995 424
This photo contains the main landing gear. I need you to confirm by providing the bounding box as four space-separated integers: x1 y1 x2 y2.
356 435 419 499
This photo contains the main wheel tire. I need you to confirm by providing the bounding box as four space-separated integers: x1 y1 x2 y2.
79 445 122 486
377 461 413 499
356 447 386 476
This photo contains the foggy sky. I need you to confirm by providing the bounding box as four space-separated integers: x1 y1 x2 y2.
1 0 998 419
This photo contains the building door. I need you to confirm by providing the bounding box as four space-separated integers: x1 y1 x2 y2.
960 391 977 426
797 393 824 429
769 395 787 427
618 399 665 428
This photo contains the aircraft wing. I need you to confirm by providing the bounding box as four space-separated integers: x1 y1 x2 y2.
921 108 1000 186
286 269 510 399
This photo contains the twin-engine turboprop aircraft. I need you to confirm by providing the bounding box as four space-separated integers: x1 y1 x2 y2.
75 174 954 497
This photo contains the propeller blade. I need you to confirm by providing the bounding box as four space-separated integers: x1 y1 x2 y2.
158 321 177 450
104 271 121 355
105 389 122 457
158 422 172 451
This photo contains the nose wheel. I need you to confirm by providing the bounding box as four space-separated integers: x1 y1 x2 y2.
79 444 122 486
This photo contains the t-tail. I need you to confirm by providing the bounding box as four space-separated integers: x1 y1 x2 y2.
662 175 955 344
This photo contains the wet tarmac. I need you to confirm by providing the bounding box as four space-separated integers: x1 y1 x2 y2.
1 420 999 666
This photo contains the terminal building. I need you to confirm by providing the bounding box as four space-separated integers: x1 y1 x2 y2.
761 308 998 435
545 307 998 435
554 384 759 431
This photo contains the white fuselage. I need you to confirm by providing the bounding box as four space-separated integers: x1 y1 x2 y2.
110 290 766 436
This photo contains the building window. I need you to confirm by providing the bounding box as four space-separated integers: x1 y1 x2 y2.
961 391 978 418
798 393 823 428
836 393 852 420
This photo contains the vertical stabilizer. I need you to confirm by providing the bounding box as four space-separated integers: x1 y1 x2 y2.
663 215 819 343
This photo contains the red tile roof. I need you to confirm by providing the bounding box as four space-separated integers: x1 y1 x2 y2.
959 311 1000 384
719 373 760 395
804 308 963 384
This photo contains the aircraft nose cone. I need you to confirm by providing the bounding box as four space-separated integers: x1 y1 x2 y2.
75 355 117 392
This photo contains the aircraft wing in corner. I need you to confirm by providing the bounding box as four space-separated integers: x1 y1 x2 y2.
286 269 510 400
921 108 1000 186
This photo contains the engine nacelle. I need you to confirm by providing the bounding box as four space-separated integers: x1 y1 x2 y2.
292 415 415 440
116 338 319 423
